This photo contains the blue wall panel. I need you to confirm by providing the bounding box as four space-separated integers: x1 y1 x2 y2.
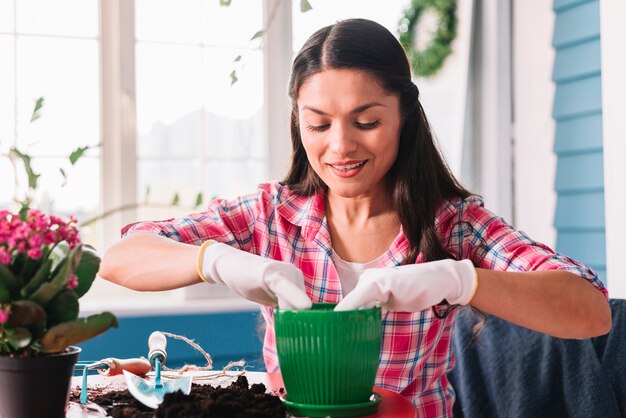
552 75 602 120
554 191 605 230
554 151 604 192
552 38 601 83
555 231 606 269
552 0 599 48
554 112 603 154
77 311 265 372
552 0 605 283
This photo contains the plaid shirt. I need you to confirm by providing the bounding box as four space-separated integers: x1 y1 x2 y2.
123 182 607 417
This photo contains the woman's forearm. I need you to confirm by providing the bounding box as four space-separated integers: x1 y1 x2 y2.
470 269 611 338
98 232 202 291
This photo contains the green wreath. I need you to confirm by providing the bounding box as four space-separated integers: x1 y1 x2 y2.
398 0 457 77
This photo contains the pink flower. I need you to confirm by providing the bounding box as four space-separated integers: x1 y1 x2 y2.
0 305 10 324
66 274 79 290
0 248 10 265
26 247 43 260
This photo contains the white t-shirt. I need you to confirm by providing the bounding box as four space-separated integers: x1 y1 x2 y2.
331 250 386 295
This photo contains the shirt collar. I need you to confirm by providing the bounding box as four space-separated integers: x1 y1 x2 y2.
275 186 326 242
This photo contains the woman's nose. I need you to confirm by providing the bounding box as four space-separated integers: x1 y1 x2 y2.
328 123 358 155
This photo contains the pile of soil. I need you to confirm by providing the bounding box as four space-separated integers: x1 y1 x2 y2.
70 375 287 418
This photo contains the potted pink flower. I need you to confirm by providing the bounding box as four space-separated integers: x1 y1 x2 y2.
0 208 118 418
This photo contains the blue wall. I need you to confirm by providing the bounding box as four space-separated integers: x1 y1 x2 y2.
76 310 265 373
552 0 606 281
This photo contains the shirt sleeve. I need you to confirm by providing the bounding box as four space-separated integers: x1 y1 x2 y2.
120 190 263 251
440 196 608 298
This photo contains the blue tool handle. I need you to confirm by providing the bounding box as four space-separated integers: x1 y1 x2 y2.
154 358 163 389
80 366 89 404
148 331 167 367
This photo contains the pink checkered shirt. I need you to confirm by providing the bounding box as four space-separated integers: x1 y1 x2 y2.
123 182 607 417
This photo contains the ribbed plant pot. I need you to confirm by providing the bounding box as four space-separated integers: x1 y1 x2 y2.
0 346 81 418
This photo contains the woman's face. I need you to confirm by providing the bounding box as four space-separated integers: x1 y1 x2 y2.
297 68 402 199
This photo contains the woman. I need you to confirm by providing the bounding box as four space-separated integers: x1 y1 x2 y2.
100 18 610 416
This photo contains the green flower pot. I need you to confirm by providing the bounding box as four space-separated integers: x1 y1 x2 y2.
275 303 382 406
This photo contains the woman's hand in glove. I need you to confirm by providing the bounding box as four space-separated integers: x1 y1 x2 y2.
334 259 478 312
198 241 312 310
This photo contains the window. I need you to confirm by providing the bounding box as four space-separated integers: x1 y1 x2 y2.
1 0 475 309
0 0 101 245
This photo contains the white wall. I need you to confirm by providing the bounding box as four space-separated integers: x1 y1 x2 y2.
511 1 557 248
600 0 626 297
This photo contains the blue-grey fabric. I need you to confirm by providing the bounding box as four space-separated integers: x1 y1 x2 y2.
449 299 626 418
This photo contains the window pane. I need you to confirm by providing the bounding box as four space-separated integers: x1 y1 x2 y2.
204 110 263 159
15 36 100 156
16 0 97 37
137 159 202 210
202 48 263 119
204 160 264 200
0 157 13 209
0 35 15 147
202 48 264 159
30 156 100 213
136 42 203 158
292 0 407 52
0 0 14 32
202 0 263 48
135 0 202 43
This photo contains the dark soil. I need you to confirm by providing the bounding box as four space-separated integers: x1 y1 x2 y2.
70 375 287 418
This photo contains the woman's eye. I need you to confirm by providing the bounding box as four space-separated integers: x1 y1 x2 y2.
305 124 330 132
355 121 381 130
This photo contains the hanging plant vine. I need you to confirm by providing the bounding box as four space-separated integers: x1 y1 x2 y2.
398 0 457 78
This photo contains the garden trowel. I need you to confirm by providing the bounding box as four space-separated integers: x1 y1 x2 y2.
123 331 192 409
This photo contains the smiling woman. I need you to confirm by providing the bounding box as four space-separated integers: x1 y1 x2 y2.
98 18 610 418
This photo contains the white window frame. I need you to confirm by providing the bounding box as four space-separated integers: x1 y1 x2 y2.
600 0 626 298
100 0 137 250
472 0 513 222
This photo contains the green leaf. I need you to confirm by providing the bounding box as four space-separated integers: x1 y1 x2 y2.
73 245 100 298
49 245 82 289
219 0 231 5
300 0 313 12
233 55 242 63
7 327 32 350
10 147 40 190
0 265 21 296
49 243 69 273
46 290 79 326
250 30 264 41
20 259 52 298
18 205 29 221
40 312 118 353
28 283 61 307
69 145 90 165
7 300 47 339
230 70 238 86
194 192 204 208
30 96 44 122
0 281 10 303
59 167 67 185
171 193 180 206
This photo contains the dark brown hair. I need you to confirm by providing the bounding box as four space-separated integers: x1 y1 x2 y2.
283 18 472 265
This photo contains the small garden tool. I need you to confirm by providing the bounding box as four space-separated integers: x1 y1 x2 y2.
71 357 152 417
123 331 193 409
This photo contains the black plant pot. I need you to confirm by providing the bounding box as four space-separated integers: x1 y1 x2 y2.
0 346 81 418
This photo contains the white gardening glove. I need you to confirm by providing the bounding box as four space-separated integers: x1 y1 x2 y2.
334 259 478 312
198 241 312 310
